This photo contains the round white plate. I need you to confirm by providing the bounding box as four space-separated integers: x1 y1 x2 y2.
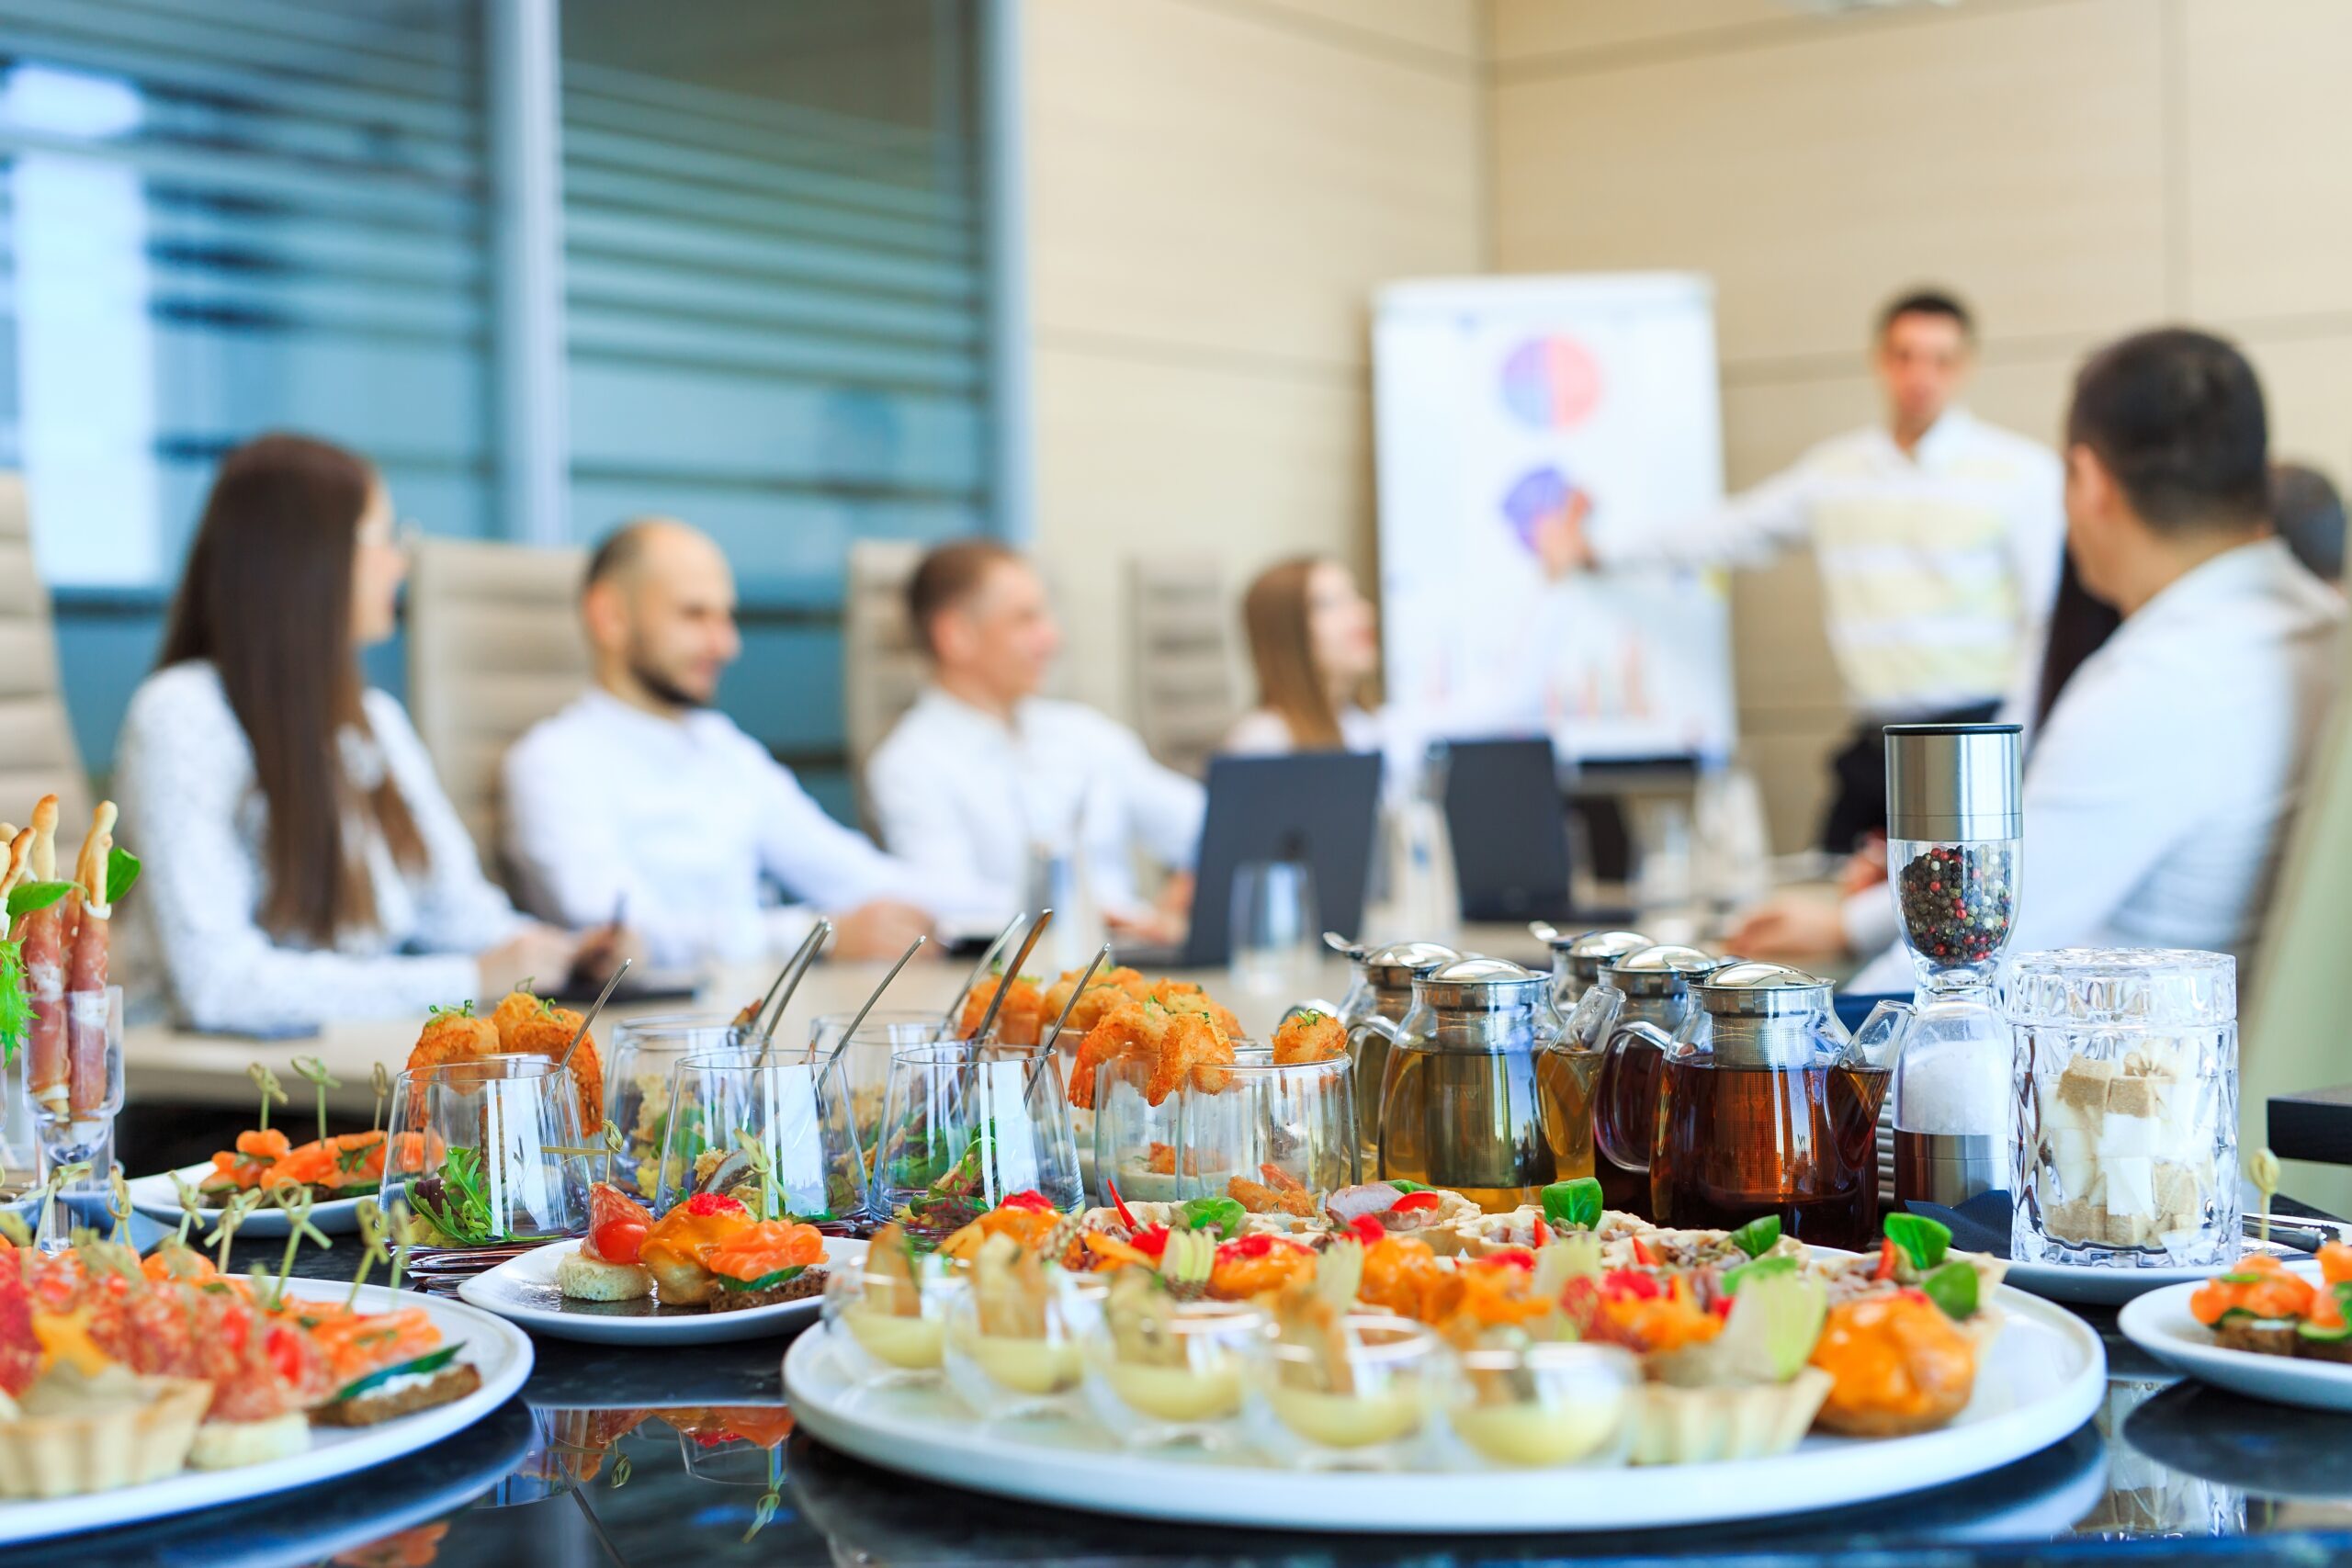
127 1161 371 1238
2001 1258 2228 1306
2118 1260 2352 1412
458 1235 867 1345
0 1275 532 1546
784 1283 2106 1533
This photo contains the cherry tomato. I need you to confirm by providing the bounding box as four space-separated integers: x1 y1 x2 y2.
592 1217 649 1266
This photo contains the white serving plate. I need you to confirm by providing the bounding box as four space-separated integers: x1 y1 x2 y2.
127 1161 371 1238
2001 1233 2321 1306
784 1281 2106 1533
0 1276 532 1547
2118 1260 2352 1412
458 1235 868 1345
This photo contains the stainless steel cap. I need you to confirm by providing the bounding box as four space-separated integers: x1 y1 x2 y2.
1603 942 1721 998
1548 929 1651 986
1417 954 1550 1010
1695 960 1833 1016
1359 940 1462 988
1884 722 2022 840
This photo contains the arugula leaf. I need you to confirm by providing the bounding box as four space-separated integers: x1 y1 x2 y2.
5 880 74 919
1540 1177 1603 1232
1884 1213 1951 1273
1729 1215 1781 1258
1722 1253 1800 1295
411 1146 497 1246
334 1344 463 1401
1919 1258 1978 1320
1175 1196 1245 1241
104 846 140 907
0 941 27 1068
717 1265 808 1293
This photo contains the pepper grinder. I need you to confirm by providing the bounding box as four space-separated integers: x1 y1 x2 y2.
1883 723 2023 1210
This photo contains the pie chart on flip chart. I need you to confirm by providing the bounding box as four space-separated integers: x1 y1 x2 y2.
1499 334 1603 430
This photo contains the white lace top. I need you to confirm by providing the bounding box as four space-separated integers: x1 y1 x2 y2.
114 660 526 1032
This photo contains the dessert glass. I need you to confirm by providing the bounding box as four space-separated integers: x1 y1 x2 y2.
2007 947 2239 1268
1079 1297 1265 1451
1244 1313 1439 1470
1439 1339 1638 1469
820 1252 967 1386
942 1269 1109 1421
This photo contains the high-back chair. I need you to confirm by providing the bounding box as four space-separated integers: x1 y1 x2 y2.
842 538 929 824
405 536 590 872
1127 554 1235 779
0 474 91 834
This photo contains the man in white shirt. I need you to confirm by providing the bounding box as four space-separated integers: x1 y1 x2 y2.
1545 289 2065 852
1747 328 2345 988
865 539 1204 934
503 519 954 967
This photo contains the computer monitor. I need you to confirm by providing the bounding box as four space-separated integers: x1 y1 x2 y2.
1116 751 1384 970
1438 736 1577 923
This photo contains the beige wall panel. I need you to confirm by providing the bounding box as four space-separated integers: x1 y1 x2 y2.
1739 721 1848 854
1491 0 1790 62
1249 0 1483 59
2182 0 2352 325
1025 0 1482 371
2241 331 2352 486
1031 345 1371 721
1489 0 2167 365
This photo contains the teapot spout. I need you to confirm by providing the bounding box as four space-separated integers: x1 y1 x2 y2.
1851 998 1917 1071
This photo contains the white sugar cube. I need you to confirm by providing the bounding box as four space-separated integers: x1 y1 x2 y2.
2098 1112 2160 1159
2105 1156 2155 1218
2050 1127 2100 1199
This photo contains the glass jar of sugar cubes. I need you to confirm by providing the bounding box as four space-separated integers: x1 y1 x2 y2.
2006 948 2240 1269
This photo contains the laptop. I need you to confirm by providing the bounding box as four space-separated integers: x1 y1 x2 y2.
1437 736 1632 924
1116 751 1384 970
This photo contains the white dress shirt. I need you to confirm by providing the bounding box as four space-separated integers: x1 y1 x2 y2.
1845 537 2346 991
503 689 963 969
1220 705 1384 757
865 686 1205 923
1589 409 2064 718
114 660 526 1032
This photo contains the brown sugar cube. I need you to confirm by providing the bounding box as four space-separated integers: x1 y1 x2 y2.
2105 1076 2167 1120
2153 1161 2206 1228
2054 1058 2118 1121
2046 1198 2099 1243
2101 1208 2154 1248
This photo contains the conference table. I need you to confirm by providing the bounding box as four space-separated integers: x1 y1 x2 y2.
89 926 2352 1567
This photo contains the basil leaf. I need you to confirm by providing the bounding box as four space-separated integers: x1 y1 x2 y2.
1729 1215 1781 1258
1540 1177 1603 1232
1884 1213 1951 1272
5 880 75 919
1176 1196 1245 1241
105 846 141 907
334 1343 462 1401
1920 1259 1978 1320
1723 1253 1800 1295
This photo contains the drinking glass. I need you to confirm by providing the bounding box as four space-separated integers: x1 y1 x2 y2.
1168 1051 1358 1213
943 1268 1108 1421
820 1249 968 1385
808 1010 959 1177
604 1015 742 1201
869 1043 1083 1236
653 1055 865 1225
29 984 122 1196
386 1056 592 1247
1080 1296 1265 1450
1244 1313 1440 1470
1228 859 1318 995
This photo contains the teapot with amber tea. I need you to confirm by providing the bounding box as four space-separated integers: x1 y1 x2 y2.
1336 939 1459 1162
1650 962 1904 1251
1573 942 1725 1221
1376 955 1563 1213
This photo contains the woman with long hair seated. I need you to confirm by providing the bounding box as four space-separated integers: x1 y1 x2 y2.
116 434 590 1032
1223 556 1383 755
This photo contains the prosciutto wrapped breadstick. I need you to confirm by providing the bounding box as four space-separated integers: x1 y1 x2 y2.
65 801 118 1115
17 796 67 1116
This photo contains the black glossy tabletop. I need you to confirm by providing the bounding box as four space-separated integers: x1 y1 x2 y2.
23 1242 2352 1568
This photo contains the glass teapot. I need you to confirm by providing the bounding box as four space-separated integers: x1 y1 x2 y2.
1376 955 1562 1214
1537 926 1651 1012
1570 943 1724 1220
1648 962 1905 1250
1332 938 1460 1160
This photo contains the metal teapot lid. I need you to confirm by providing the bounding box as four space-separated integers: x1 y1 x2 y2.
1694 960 1832 1017
1359 940 1461 988
1604 942 1721 997
1548 929 1651 985
1417 954 1549 1011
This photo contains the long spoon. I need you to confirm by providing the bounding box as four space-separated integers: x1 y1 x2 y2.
1040 942 1111 1053
558 957 631 1073
755 918 833 1066
939 913 1023 1029
752 920 831 1043
815 933 929 1066
970 908 1052 1044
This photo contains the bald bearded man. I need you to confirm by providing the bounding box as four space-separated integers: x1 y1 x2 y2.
502 518 970 966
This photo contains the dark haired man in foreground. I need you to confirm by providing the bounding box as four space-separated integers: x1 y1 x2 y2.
1547 289 2064 852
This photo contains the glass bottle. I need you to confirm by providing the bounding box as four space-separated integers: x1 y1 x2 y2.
1377 956 1562 1213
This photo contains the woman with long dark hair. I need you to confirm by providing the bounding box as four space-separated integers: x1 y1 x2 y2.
1223 556 1383 755
116 434 582 1030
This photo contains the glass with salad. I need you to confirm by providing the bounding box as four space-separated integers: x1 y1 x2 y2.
653 1054 865 1227
385 1055 592 1247
870 1043 1084 1237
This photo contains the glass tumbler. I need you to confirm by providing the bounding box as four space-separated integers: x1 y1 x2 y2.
1245 1312 1439 1470
604 1015 742 1201
869 1043 1084 1237
1228 859 1318 996
808 1010 958 1181
386 1056 592 1247
1166 1052 1358 1213
1080 1297 1266 1450
654 1055 865 1224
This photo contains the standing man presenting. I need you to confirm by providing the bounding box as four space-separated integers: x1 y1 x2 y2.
1544 289 2064 851
503 519 967 968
